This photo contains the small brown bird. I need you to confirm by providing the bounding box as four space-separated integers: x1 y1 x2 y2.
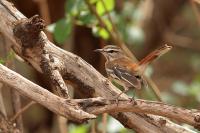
95 44 172 99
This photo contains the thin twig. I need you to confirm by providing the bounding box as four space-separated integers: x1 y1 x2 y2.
0 83 7 117
10 101 36 122
0 64 96 121
194 0 200 4
3 35 24 132
190 0 200 26
91 120 96 133
102 113 107 133
57 116 68 133
0 1 193 131
99 0 119 36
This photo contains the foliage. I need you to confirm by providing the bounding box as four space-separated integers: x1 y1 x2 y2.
68 124 89 133
0 59 5 64
47 0 144 45
0 50 15 65
47 0 115 43
53 18 72 44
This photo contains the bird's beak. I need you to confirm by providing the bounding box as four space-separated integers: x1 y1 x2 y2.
94 49 103 52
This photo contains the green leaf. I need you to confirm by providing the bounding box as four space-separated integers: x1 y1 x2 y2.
77 11 97 25
92 19 112 39
69 124 89 133
6 50 15 60
53 18 72 44
0 59 5 64
98 28 109 39
189 82 200 96
89 0 99 4
96 0 115 15
65 0 86 16
65 0 78 16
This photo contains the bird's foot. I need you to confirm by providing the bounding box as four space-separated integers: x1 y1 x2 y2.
112 95 121 106
129 97 137 105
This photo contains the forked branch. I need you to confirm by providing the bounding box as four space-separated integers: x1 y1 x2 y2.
0 0 197 132
0 64 200 131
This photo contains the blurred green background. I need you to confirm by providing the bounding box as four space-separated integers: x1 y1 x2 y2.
1 0 200 132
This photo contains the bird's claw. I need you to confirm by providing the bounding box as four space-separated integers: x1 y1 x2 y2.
129 97 137 105
111 95 120 105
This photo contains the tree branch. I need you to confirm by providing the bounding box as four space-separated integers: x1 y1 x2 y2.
74 97 200 129
0 83 6 118
0 64 96 121
10 101 36 122
0 64 199 131
0 0 196 132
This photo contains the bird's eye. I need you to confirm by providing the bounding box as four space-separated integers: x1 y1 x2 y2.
135 75 141 79
109 50 115 53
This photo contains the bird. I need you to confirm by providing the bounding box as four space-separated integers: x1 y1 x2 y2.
95 44 172 100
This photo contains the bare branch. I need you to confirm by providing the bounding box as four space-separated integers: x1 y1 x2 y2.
0 64 96 121
0 62 197 132
0 0 196 132
0 83 6 118
73 97 200 129
41 50 69 98
10 101 36 122
13 14 70 99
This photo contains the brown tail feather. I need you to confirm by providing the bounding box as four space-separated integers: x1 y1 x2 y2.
137 44 172 73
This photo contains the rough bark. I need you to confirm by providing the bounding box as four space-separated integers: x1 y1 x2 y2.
0 64 199 132
0 0 197 132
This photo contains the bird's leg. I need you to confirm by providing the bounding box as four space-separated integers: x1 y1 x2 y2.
142 77 148 89
129 90 137 105
114 84 129 104
115 87 129 99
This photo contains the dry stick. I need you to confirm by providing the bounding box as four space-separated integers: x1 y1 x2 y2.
194 0 200 4
0 83 7 118
10 101 36 122
91 120 96 133
0 0 194 132
84 0 162 101
0 64 96 121
102 113 107 133
0 63 200 130
0 35 9 119
190 0 200 26
73 97 200 129
3 37 24 132
0 63 198 131
11 90 23 132
164 30 200 52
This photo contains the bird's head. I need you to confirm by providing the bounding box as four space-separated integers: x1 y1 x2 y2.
94 45 126 61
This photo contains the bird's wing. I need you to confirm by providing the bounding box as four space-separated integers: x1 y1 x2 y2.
112 66 142 89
